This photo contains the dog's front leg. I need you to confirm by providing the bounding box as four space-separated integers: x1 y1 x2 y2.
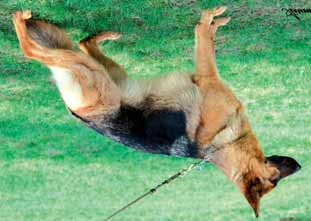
193 6 230 86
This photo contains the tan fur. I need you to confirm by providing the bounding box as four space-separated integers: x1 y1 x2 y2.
13 8 300 217
191 7 300 217
78 32 127 85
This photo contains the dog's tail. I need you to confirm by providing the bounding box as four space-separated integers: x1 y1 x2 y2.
26 19 73 50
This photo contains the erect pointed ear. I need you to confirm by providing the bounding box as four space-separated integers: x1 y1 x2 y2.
266 155 301 186
241 176 263 218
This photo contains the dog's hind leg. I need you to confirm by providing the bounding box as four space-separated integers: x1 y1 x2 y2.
13 10 121 116
79 32 127 85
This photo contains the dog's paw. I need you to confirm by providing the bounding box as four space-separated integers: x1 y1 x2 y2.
13 10 32 22
196 6 230 37
200 6 227 25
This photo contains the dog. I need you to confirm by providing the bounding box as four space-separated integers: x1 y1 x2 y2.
13 6 301 217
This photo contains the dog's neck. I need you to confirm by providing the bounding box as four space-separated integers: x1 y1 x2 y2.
207 130 265 183
206 130 268 217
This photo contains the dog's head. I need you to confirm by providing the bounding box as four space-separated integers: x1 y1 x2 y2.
235 154 301 217
204 115 301 217
210 133 301 217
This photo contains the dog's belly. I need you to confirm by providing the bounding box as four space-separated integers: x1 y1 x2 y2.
71 106 195 157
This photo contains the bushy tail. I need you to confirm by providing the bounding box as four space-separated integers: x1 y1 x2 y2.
26 19 73 50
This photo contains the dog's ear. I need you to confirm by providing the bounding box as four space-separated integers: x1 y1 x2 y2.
236 159 275 217
266 155 301 186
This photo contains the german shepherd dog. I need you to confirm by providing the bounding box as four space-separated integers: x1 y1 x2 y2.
13 6 301 217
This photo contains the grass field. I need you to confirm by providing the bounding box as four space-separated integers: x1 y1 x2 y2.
1 1 311 220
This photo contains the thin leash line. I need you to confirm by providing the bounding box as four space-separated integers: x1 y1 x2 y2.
103 157 209 221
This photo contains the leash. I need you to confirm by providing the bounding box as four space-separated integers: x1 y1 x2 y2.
104 157 209 221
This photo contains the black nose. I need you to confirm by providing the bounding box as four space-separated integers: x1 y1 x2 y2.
295 162 302 172
266 155 302 179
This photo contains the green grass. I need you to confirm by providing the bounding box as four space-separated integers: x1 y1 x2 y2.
1 0 311 220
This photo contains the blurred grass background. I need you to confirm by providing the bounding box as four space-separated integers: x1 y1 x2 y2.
0 0 310 220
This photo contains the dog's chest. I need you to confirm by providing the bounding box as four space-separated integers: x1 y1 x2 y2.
72 106 194 157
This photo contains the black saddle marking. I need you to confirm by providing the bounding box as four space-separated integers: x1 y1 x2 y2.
71 105 194 157
145 109 187 145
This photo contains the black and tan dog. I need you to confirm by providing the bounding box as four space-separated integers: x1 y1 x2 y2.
13 6 301 217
